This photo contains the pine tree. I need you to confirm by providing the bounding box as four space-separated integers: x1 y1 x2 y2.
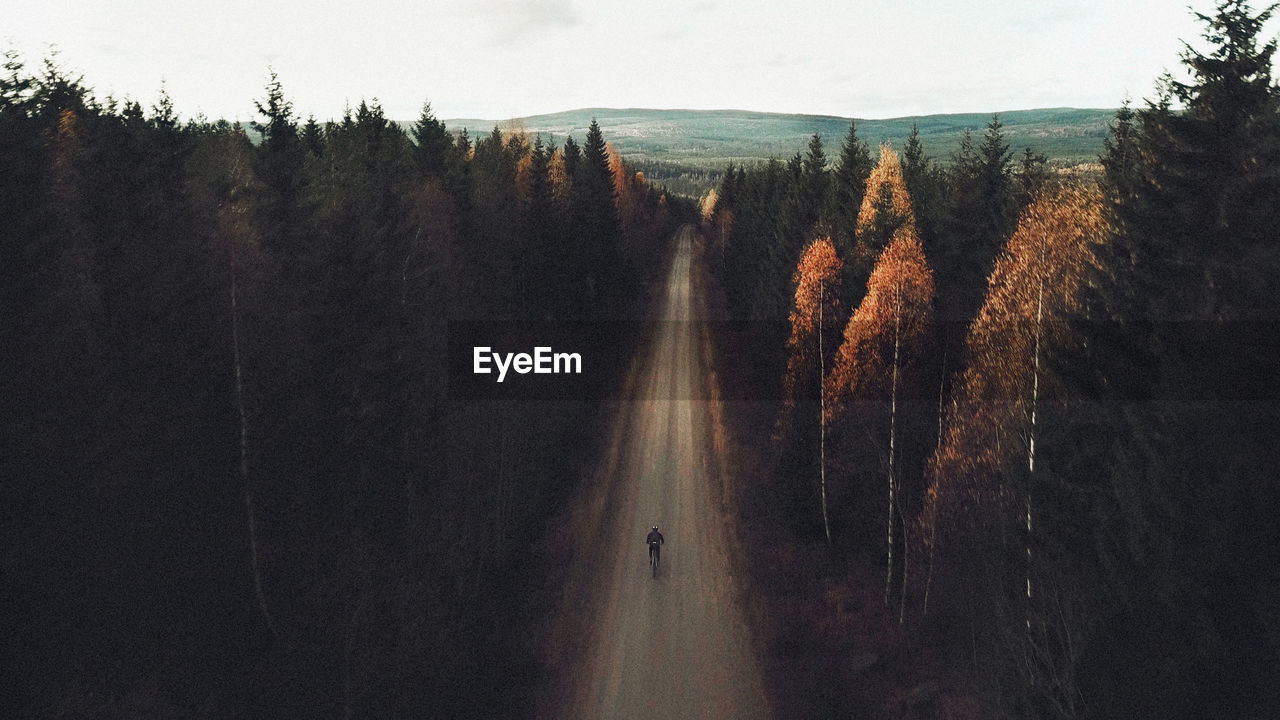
575 119 623 313
524 134 558 317
900 123 944 264
301 114 324 157
976 114 1016 246
1123 0 1280 319
1099 98 1139 206
717 161 741 210
901 124 927 191
411 100 453 177
829 120 874 251
778 134 827 243
562 134 581 179
470 126 521 314
1070 5 1280 710
1015 146 1050 206
250 69 303 255
801 132 829 222
936 118 1016 327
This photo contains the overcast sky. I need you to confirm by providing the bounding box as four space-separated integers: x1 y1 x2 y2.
5 0 1270 122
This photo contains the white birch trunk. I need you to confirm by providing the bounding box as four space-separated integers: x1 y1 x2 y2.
885 281 901 607
1027 276 1043 646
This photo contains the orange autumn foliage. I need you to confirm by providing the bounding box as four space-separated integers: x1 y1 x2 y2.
823 225 935 424
547 148 571 205
514 144 535 204
856 146 917 240
920 184 1109 547
700 188 719 223
782 238 844 414
608 142 641 232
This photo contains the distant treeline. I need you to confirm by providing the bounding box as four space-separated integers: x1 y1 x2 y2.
436 107 1117 198
707 2 1280 717
1 54 689 716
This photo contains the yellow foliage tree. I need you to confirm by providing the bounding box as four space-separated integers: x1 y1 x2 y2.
700 188 719 223
607 142 640 233
856 146 917 254
824 224 934 612
824 226 934 421
918 184 1109 622
782 237 844 543
547 148 571 207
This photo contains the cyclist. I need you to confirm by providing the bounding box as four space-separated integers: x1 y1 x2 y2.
646 525 665 566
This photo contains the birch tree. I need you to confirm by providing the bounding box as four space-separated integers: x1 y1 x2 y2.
782 238 843 543
824 225 934 608
917 184 1107 705
189 127 285 644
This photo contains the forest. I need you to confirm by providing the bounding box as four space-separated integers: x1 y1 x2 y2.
5 1 1280 718
0 53 688 715
703 1 1280 717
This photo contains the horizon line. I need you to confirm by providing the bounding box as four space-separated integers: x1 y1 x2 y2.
436 105 1120 127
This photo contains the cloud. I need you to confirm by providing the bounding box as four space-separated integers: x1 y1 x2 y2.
766 52 807 69
477 0 581 42
94 43 128 57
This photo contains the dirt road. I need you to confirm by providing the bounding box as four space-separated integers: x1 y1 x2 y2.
540 226 769 720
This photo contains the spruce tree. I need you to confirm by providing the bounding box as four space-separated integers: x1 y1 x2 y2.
251 70 303 255
575 119 622 313
901 123 942 254
936 118 1016 325
829 120 874 250
1015 146 1050 205
717 161 740 210
470 126 521 313
1138 0 1280 318
562 134 581 179
801 132 829 214
976 114 1016 244
901 124 927 196
1069 3 1280 712
524 135 558 317
411 100 453 177
773 138 827 300
301 114 324 157
1100 98 1140 206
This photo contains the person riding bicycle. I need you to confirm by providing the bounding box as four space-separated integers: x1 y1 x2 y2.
646 526 665 564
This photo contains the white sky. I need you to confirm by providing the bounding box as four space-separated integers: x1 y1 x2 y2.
4 0 1269 122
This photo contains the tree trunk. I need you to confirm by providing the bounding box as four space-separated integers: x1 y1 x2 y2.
885 282 901 607
819 278 832 546
231 228 283 645
898 488 909 625
1027 276 1043 650
922 348 946 620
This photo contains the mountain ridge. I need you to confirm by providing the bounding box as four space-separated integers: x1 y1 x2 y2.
431 106 1115 195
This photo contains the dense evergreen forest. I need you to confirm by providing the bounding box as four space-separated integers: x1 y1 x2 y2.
0 52 688 715
705 2 1280 717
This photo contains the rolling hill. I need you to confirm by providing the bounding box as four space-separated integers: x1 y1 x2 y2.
438 107 1117 196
